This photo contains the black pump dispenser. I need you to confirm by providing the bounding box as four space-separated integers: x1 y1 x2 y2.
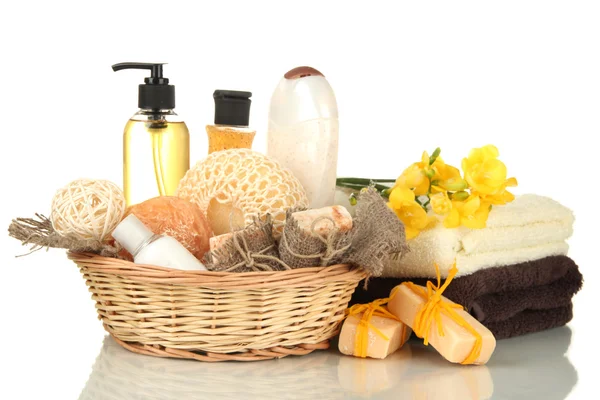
112 62 176 110
213 90 252 126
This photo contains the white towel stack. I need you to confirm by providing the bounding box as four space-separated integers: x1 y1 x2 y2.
383 194 574 278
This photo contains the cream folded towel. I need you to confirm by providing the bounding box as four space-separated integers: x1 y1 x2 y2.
383 194 574 278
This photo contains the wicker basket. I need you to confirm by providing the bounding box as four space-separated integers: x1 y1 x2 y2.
69 252 366 362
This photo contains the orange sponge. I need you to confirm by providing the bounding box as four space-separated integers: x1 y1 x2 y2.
122 196 212 260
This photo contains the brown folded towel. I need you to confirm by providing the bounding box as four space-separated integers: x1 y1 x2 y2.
485 304 574 339
350 256 583 339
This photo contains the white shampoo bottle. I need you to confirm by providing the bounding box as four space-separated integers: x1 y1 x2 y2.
112 214 207 271
267 66 339 209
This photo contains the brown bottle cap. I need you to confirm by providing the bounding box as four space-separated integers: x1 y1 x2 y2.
284 66 324 79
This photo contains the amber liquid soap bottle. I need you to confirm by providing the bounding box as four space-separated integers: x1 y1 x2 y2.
113 62 190 206
206 90 255 154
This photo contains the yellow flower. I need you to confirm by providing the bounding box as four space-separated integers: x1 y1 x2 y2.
462 145 516 196
444 195 491 229
430 158 468 193
389 185 416 207
475 177 518 205
394 202 430 239
431 192 452 215
396 151 431 196
396 150 468 196
388 185 431 239
387 145 515 235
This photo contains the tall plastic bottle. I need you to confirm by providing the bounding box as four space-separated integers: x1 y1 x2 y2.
267 66 339 209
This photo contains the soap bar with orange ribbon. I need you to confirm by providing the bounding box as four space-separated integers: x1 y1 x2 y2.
388 265 496 365
338 299 411 359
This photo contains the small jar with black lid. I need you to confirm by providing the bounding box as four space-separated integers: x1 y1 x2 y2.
206 90 255 154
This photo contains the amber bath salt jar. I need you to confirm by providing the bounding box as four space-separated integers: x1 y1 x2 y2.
207 90 255 153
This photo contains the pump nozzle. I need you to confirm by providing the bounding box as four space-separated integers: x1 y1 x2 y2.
112 62 168 84
112 62 175 110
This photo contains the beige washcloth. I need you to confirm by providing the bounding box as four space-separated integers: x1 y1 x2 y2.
383 194 574 278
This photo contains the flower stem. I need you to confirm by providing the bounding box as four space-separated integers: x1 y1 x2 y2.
336 177 396 185
336 179 393 193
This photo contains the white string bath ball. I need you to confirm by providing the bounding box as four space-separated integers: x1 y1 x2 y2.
51 179 126 241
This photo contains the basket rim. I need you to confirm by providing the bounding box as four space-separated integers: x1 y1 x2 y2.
69 251 368 290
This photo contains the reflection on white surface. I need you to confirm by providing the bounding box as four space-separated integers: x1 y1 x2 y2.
487 326 577 400
386 346 494 400
79 327 576 400
80 339 343 400
337 346 413 397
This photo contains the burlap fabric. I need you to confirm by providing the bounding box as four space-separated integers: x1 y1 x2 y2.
341 188 409 276
279 188 408 276
279 210 352 268
8 214 122 258
205 216 287 273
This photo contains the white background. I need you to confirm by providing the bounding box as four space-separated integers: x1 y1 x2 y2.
1 1 598 399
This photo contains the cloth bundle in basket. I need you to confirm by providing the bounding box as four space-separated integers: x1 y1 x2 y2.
205 188 409 276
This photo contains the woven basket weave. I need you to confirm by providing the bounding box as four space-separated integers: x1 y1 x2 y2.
69 252 366 362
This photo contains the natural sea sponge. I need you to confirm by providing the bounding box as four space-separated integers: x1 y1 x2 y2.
122 196 211 260
176 149 308 236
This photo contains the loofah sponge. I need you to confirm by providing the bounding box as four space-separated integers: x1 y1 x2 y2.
123 196 211 260
176 149 308 235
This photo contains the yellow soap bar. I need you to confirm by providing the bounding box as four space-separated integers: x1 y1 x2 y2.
388 284 496 365
338 312 411 359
